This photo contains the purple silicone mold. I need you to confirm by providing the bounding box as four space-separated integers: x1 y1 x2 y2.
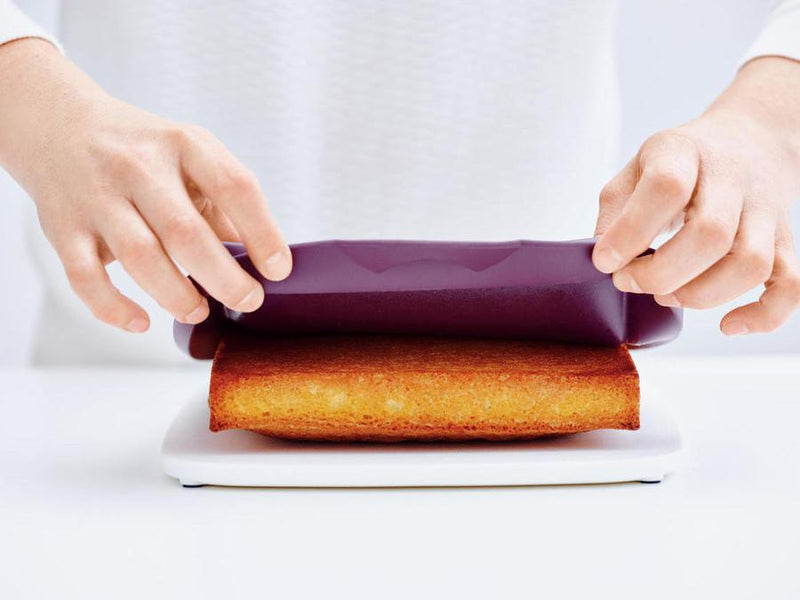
174 239 682 359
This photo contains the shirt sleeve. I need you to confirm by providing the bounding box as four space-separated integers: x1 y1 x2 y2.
741 0 800 65
0 0 61 51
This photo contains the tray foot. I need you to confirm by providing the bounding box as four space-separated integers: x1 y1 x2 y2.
180 478 206 488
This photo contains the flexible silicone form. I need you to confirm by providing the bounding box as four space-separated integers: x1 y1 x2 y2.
174 239 682 359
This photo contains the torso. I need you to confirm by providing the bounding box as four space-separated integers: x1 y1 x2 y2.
32 0 621 364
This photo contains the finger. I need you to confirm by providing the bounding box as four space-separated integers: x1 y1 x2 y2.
593 132 700 273
203 204 241 243
653 203 774 308
611 178 741 296
594 158 637 236
57 236 150 332
721 221 800 335
101 202 210 324
179 127 292 281
186 182 241 242
132 178 265 313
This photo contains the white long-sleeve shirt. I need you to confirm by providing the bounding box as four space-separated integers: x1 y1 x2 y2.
1 1 799 364
0 1 58 49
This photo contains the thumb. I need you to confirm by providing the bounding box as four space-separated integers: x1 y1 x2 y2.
595 158 637 236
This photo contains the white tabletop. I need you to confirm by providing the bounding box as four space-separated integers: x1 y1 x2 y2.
1 353 799 600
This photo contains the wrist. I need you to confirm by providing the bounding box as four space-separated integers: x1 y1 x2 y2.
706 57 800 174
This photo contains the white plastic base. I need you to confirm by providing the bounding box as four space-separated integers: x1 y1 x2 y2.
162 392 682 488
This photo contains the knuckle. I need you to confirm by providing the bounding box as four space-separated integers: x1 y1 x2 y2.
164 212 204 245
644 167 694 200
64 260 98 293
183 123 212 141
164 124 191 147
646 130 700 158
692 215 734 250
644 131 676 150
117 235 161 264
212 166 259 199
107 149 151 180
173 123 211 146
736 245 773 283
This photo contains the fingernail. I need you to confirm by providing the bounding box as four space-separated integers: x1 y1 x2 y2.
656 293 681 307
612 271 642 294
723 320 749 336
593 246 623 273
126 317 149 333
264 249 292 281
184 303 209 324
235 286 264 312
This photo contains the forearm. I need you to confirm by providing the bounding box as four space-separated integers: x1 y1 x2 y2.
0 38 108 194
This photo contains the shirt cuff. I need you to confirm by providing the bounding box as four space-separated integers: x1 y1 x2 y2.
0 1 62 53
740 1 800 67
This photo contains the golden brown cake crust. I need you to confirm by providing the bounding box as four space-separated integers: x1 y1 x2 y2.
208 331 639 442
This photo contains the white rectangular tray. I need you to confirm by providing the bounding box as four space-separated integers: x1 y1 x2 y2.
162 391 682 488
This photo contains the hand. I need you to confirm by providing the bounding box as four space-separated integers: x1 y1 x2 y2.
593 57 800 336
0 39 292 333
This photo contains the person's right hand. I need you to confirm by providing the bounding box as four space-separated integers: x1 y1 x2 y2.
0 38 292 333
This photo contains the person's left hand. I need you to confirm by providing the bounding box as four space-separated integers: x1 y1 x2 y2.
592 57 800 336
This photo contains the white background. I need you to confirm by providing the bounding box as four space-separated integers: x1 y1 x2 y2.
1 0 797 364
